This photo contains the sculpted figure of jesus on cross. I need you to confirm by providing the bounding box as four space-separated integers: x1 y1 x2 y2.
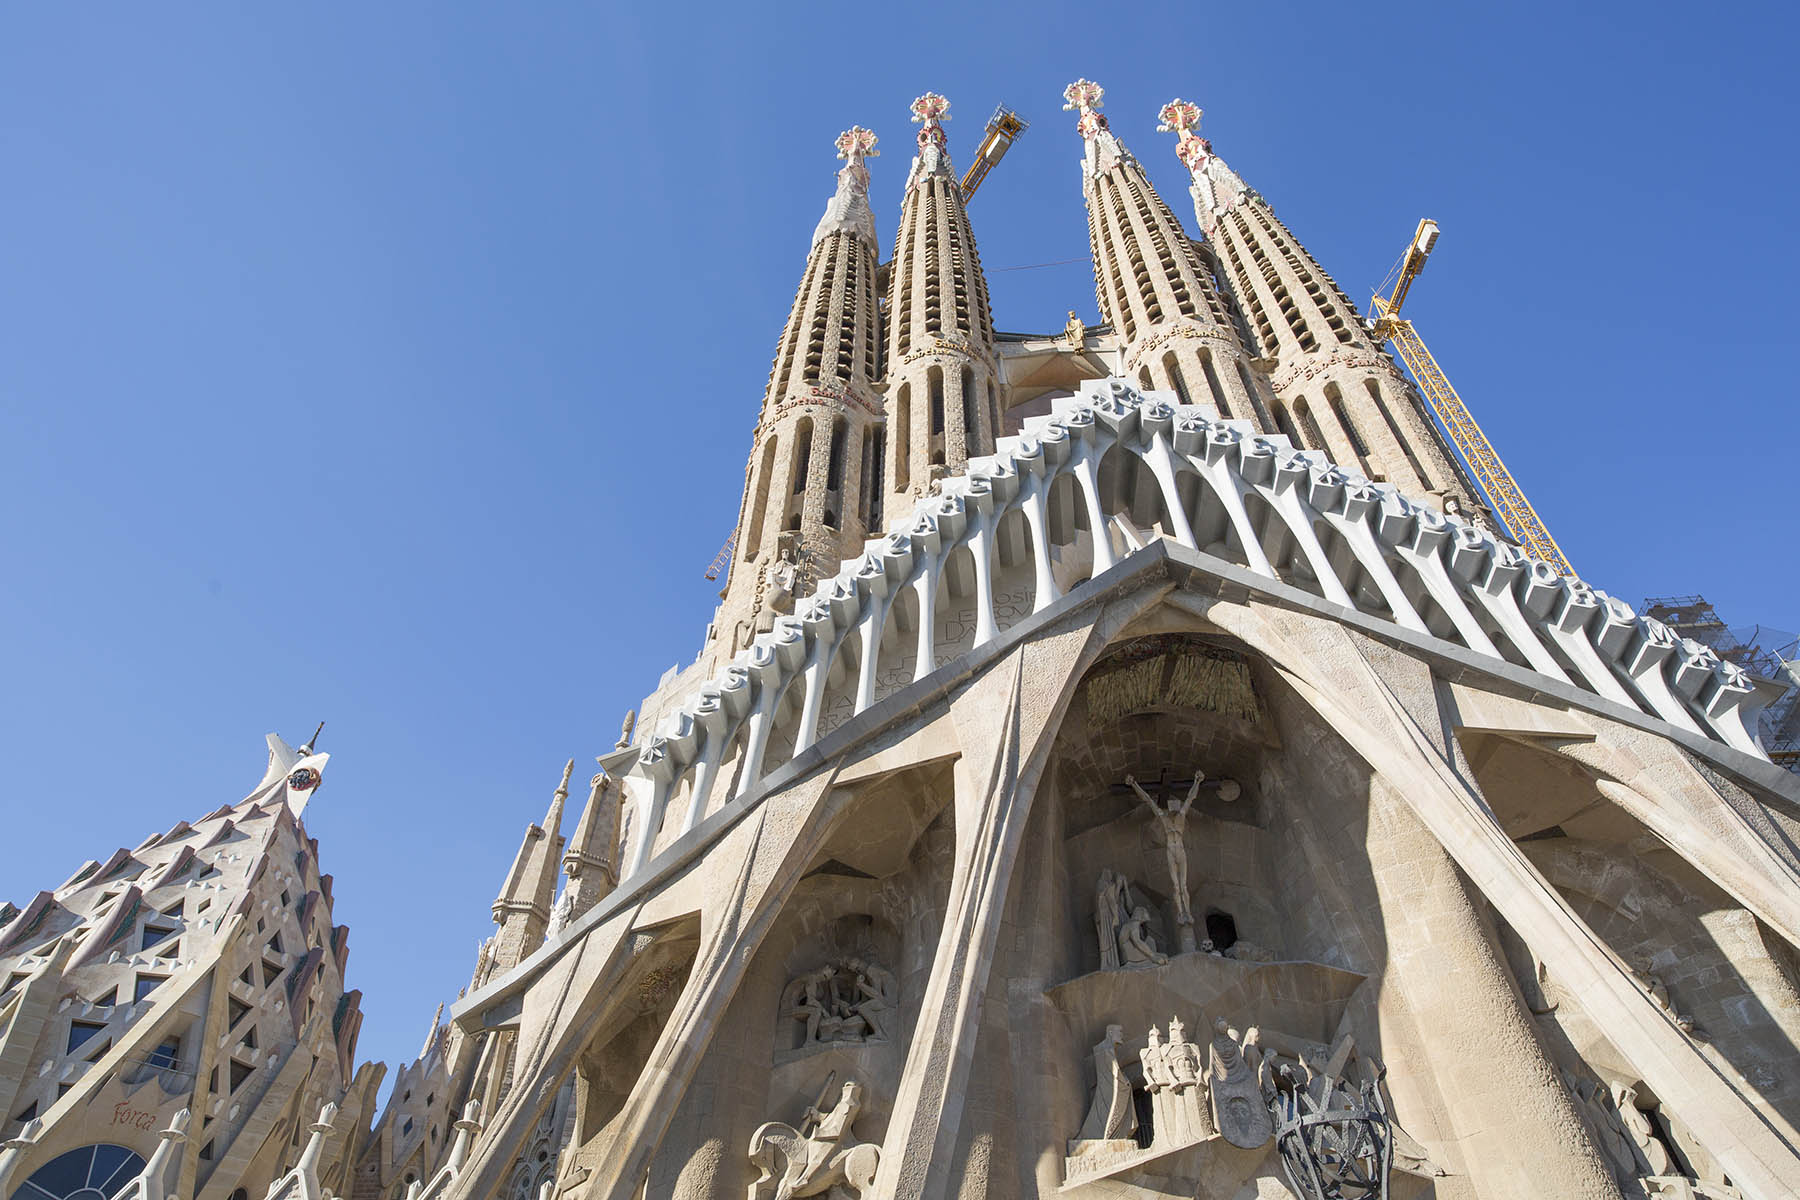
1126 772 1200 948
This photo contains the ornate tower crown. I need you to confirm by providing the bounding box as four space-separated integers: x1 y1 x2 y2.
815 126 880 250
1062 78 1105 136
1156 98 1210 171
911 92 950 147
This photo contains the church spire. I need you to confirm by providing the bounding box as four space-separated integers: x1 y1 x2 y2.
884 92 1001 517
487 760 570 971
1061 79 1273 429
713 127 887 660
1158 97 1475 508
561 767 622 922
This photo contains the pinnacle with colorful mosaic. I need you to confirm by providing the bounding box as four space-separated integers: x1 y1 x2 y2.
1157 98 1211 172
911 92 951 149
1062 79 1106 138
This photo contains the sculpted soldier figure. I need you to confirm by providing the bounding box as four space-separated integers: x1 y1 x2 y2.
748 1078 881 1199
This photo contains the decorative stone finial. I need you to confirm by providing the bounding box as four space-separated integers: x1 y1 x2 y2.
1063 80 1131 177
911 93 950 148
815 127 881 249
1158 97 1250 231
555 758 574 801
835 126 880 179
907 93 954 185
1156 99 1209 171
1063 79 1105 136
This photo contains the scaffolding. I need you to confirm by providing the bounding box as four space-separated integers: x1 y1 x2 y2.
1642 595 1800 771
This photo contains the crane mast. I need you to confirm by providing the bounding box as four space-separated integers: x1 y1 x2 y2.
959 106 1028 202
1370 219 1575 577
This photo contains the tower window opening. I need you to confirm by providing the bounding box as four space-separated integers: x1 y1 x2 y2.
1163 353 1193 408
823 510 837 530
825 419 846 492
929 366 945 436
1293 397 1329 452
791 418 814 494
1368 378 1434 491
745 434 778 556
988 380 1002 443
1199 350 1230 418
1272 401 1302 446
960 364 978 453
1327 385 1373 475
894 384 911 493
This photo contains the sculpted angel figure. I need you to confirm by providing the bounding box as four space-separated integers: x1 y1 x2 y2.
1126 773 1199 926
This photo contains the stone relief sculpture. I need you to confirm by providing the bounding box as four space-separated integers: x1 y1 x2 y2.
1207 1018 1275 1149
782 960 896 1047
1074 1025 1137 1146
1126 773 1199 951
1560 1070 1740 1197
1118 906 1168 967
747 1076 881 1200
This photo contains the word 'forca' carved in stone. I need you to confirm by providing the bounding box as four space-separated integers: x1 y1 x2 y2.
782 959 897 1048
748 1077 881 1200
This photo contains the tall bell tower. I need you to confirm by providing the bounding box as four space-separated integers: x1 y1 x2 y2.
1062 80 1273 427
883 93 1002 518
1158 99 1474 508
716 127 886 655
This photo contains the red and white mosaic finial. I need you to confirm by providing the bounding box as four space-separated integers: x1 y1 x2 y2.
836 126 880 173
911 92 951 149
1157 98 1211 173
815 127 880 249
1063 79 1106 138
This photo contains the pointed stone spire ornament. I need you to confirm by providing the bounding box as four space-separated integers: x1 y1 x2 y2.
815 126 880 248
1158 97 1246 232
908 92 952 184
1063 78 1131 176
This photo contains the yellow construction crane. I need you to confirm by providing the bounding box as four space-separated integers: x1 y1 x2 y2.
1369 219 1575 576
959 105 1028 202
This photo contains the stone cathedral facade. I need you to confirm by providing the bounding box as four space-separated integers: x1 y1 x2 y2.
7 80 1800 1200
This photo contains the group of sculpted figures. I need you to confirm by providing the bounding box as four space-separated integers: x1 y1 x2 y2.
783 958 897 1048
1098 771 1247 963
1075 1016 1274 1158
1565 1072 1741 1198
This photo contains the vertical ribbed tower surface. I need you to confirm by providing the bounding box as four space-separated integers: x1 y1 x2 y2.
1062 80 1273 429
883 92 1002 519
1159 99 1474 509
716 127 886 657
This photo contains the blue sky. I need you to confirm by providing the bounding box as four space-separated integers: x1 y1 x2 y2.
3 3 1794 1087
